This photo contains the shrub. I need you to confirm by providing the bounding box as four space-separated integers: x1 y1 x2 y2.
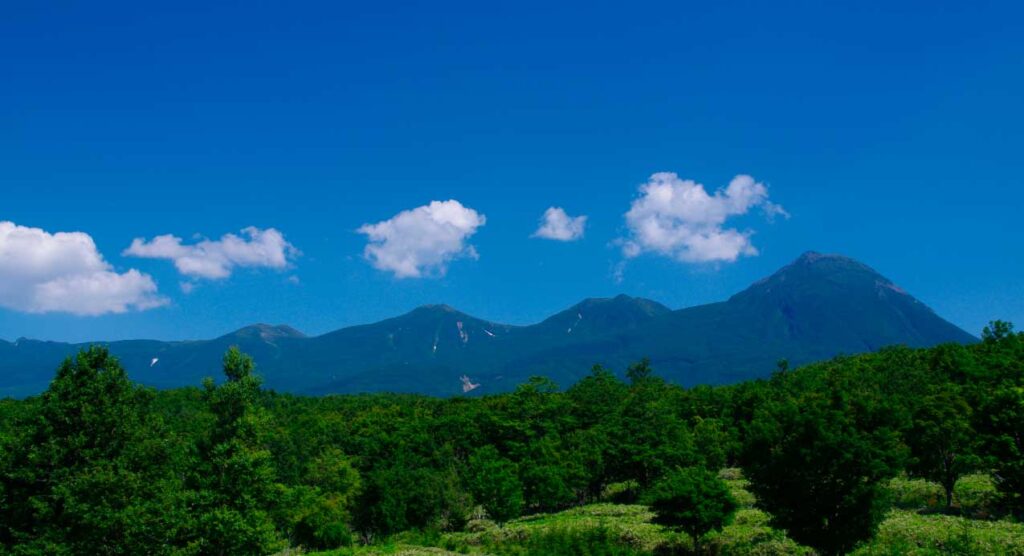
645 466 737 553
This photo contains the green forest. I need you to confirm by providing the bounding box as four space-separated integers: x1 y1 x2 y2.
1 322 1022 555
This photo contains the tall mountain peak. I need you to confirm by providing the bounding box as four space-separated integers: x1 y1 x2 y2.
789 251 878 272
739 252 892 296
723 251 975 353
796 250 848 263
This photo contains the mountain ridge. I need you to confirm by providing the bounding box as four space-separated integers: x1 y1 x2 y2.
0 252 976 398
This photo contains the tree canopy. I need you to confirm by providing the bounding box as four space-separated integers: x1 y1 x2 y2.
0 322 1021 554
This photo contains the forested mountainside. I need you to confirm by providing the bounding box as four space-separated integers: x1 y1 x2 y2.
0 322 1019 554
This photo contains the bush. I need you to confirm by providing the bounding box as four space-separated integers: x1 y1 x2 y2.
645 466 737 553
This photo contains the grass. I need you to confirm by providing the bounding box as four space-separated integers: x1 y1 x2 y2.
853 510 1024 555
886 473 1001 517
310 471 1023 556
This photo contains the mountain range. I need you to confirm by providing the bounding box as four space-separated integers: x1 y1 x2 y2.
0 252 977 398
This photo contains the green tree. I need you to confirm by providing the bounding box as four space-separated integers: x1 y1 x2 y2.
194 347 284 555
646 466 737 553
982 320 1015 343
305 446 361 502
742 389 904 555
357 455 470 535
906 388 979 509
0 347 189 555
626 358 655 385
465 445 524 522
563 428 610 502
277 447 361 549
977 386 1024 518
566 364 627 429
610 364 696 487
692 417 731 471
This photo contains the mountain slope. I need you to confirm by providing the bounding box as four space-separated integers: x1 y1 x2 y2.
481 252 976 388
0 252 976 397
293 305 518 393
531 295 672 338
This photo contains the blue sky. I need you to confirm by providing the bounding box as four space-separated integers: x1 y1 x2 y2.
1 1 1022 342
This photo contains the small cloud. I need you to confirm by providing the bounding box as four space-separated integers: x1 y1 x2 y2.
619 173 786 264
180 281 197 294
0 221 166 315
762 201 790 222
286 275 300 285
612 261 627 284
124 226 298 280
532 207 587 241
357 200 486 278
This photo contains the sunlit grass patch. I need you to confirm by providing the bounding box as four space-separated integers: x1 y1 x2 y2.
852 509 1024 555
720 468 757 508
887 473 1000 517
446 503 664 552
953 474 999 517
704 508 813 555
310 471 1018 556
309 543 468 555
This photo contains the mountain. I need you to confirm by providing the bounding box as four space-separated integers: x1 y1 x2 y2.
294 305 517 394
0 252 976 398
530 295 672 339
510 252 977 387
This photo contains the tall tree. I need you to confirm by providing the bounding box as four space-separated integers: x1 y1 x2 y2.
610 365 696 487
906 388 979 509
0 347 188 554
742 386 904 555
194 347 284 555
276 446 361 550
465 445 524 522
978 385 1024 518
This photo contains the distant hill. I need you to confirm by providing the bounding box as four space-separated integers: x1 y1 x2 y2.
0 252 976 398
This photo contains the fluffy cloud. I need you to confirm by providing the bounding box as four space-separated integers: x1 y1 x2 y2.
532 207 587 241
358 200 486 278
0 221 166 315
621 173 787 263
124 226 298 280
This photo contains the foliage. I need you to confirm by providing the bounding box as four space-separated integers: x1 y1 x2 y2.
192 347 286 554
905 387 980 508
0 346 191 554
465 446 524 522
741 374 905 555
645 466 737 550
851 510 1024 555
1 322 1023 554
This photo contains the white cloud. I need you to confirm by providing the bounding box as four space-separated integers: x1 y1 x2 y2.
0 221 166 315
532 207 587 241
358 200 486 278
620 173 787 263
124 226 298 280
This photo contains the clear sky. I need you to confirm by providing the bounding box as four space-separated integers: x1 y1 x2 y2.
2 1 1022 342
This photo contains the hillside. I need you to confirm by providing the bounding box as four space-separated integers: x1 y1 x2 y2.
306 472 1024 556
0 252 975 397
1 321 1021 555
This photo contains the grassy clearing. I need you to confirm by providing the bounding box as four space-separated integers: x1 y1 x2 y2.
887 473 1000 517
853 510 1024 555
311 471 1023 556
